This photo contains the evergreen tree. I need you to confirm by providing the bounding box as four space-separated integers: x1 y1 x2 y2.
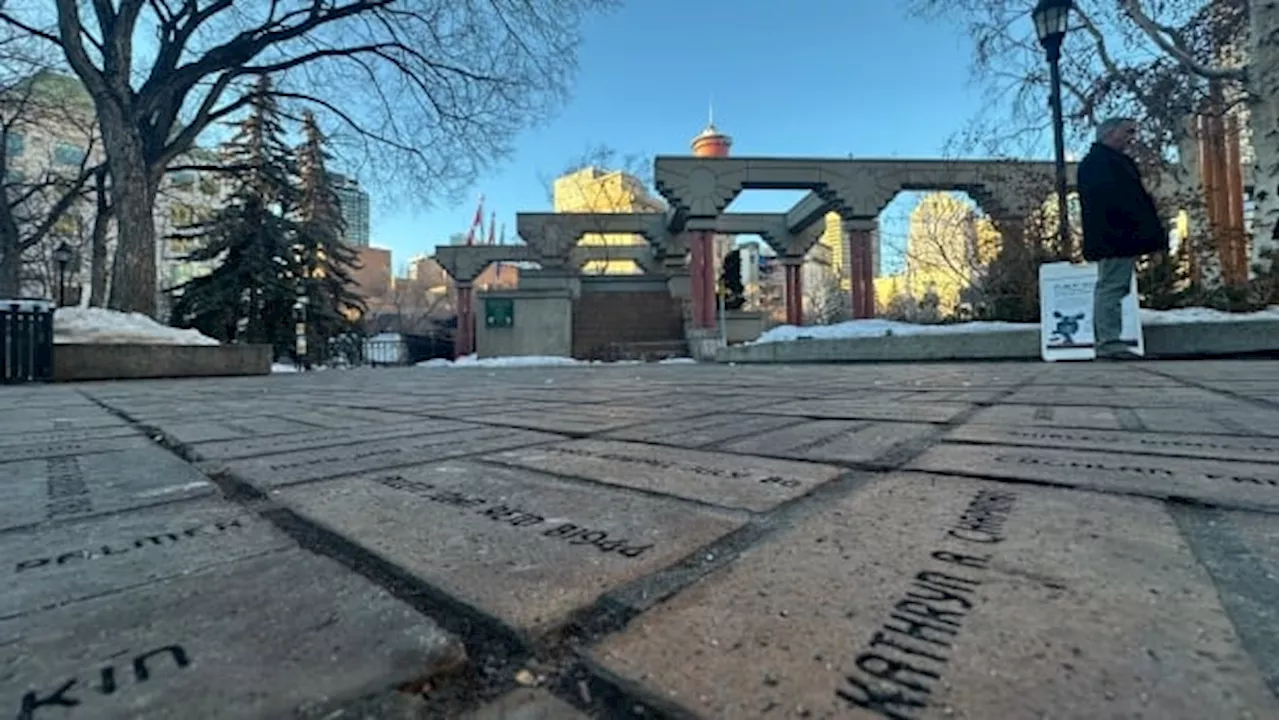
294 111 365 366
720 249 745 310
170 75 298 356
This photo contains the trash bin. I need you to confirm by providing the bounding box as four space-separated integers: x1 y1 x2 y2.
1 298 55 384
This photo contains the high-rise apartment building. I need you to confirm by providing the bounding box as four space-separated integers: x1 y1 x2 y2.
331 173 371 247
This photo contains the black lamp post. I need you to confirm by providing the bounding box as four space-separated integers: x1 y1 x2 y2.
52 241 73 307
1034 0 1073 259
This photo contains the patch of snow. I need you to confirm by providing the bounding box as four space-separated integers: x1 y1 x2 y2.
752 306 1279 345
658 357 698 364
54 307 219 346
271 363 301 373
753 319 1031 345
1139 306 1279 325
418 354 582 369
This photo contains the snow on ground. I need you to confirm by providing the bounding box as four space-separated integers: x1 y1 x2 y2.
271 363 301 373
1137 305 1279 325
753 306 1279 345
417 354 694 369
54 307 220 346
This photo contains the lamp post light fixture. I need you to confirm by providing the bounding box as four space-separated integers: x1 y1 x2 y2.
52 241 73 307
1033 0 1073 260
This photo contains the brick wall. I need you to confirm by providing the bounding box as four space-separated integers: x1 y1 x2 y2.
572 291 684 359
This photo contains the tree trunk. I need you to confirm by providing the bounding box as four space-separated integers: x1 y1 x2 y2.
100 117 158 317
89 179 113 307
1247 0 1279 272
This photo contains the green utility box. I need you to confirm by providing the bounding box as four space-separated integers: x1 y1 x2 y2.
484 297 515 328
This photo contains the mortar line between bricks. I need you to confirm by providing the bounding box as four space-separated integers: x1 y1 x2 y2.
82 391 539 715
1136 364 1280 410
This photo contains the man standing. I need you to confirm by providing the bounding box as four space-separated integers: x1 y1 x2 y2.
1077 117 1167 360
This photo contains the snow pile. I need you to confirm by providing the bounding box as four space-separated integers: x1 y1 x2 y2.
418 354 583 369
1140 306 1278 325
753 319 1031 345
271 363 301 373
54 307 220 346
418 354 697 369
753 306 1278 345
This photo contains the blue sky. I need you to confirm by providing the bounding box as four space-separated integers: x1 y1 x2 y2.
365 0 1044 272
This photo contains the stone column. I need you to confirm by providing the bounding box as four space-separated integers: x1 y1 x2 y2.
688 231 718 329
454 282 474 359
783 258 804 326
847 222 875 319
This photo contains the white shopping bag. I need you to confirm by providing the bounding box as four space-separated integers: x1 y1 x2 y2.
1039 262 1144 362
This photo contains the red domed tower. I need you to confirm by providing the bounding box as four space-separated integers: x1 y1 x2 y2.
690 111 732 158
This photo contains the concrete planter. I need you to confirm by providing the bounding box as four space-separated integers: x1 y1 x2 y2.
53 343 272 381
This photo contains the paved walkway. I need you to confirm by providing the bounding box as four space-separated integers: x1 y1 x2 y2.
0 360 1275 719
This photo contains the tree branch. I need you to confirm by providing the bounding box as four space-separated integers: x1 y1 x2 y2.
1120 0 1247 82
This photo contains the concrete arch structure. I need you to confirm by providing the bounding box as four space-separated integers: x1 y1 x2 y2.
654 156 1079 319
435 154 1079 358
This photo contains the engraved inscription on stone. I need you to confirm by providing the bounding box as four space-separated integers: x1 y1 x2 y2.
717 420 935 466
0 552 456 719
274 460 744 632
908 443 1277 511
483 439 843 512
0 434 153 464
966 404 1125 430
0 425 139 451
603 413 804 448
186 419 477 461
945 424 1278 462
223 426 563 489
0 500 293 620
0 448 214 532
589 474 1273 720
156 416 325 445
767 399 971 424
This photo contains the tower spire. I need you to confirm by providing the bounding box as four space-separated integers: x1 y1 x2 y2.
708 96 714 128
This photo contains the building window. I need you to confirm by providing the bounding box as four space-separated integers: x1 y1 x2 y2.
53 213 80 236
53 142 86 167
170 204 195 227
4 132 24 159
4 168 25 184
198 175 219 196
171 170 196 188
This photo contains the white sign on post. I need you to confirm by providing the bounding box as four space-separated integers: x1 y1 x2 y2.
1038 261 1144 362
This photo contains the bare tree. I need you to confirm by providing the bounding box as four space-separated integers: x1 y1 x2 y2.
0 39 102 297
914 0 1277 280
540 144 664 274
0 0 619 316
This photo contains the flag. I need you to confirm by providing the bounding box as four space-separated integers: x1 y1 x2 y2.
495 222 506 276
487 211 496 246
463 194 485 246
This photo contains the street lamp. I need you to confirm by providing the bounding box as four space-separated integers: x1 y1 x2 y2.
52 241 73 307
1034 0 1073 259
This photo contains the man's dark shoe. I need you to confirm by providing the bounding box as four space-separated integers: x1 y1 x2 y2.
1096 350 1144 361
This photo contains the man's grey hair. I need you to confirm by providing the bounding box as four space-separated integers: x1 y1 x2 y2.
1097 117 1135 141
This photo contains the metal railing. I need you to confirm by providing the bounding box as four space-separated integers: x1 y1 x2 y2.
1 299 55 384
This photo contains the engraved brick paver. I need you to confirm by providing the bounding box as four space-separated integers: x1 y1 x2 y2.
0 360 1274 718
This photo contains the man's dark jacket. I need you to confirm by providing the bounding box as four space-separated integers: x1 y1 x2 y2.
1077 142 1166 261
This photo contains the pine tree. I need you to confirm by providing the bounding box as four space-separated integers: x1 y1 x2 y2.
170 75 298 355
294 111 365 366
720 249 746 310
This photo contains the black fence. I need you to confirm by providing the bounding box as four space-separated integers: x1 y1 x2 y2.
1 299 55 384
359 332 455 367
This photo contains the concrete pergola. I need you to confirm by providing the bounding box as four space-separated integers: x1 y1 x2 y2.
434 155 1079 357
654 156 1079 323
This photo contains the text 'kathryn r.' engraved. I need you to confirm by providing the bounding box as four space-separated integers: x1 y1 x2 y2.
15 644 191 720
372 475 653 558
836 489 1019 720
14 519 247 575
995 454 1277 486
